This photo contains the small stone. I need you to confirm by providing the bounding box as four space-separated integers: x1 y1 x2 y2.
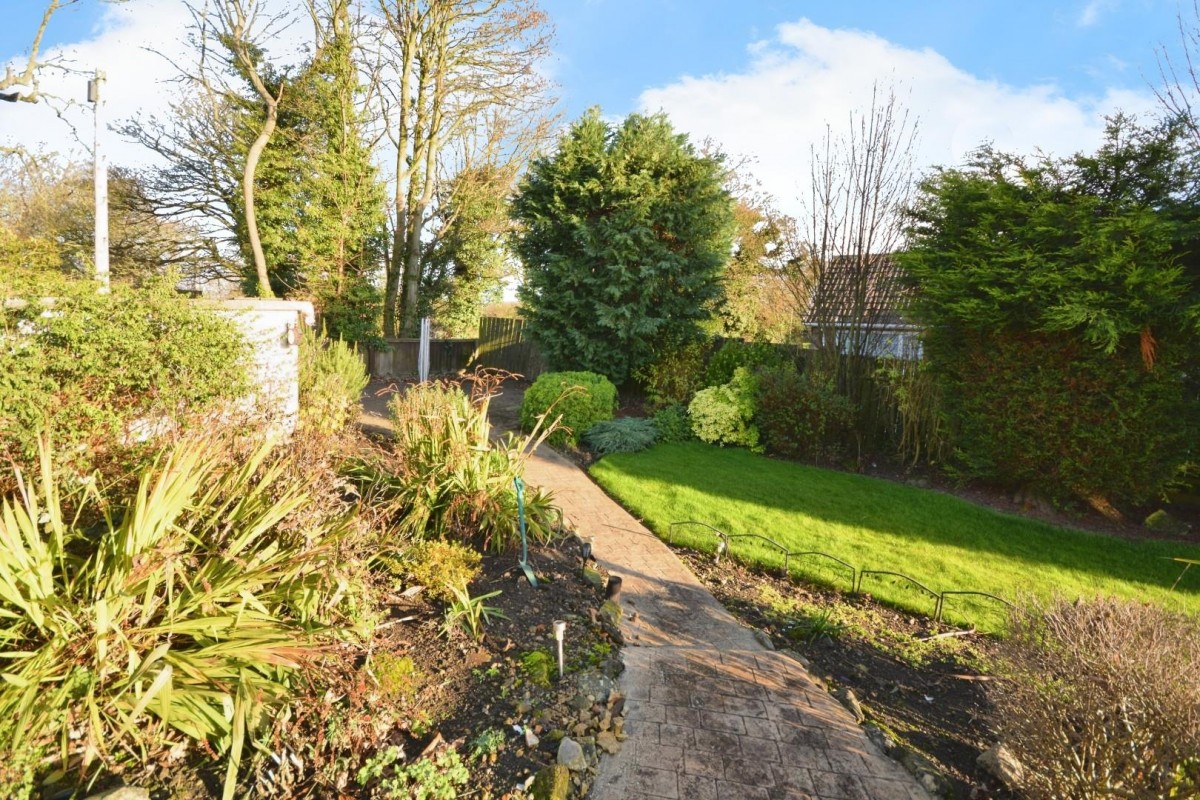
753 629 775 650
557 737 587 772
529 764 571 800
779 648 811 669
85 789 150 800
525 728 540 748
863 723 895 754
580 737 598 765
596 730 622 754
576 670 615 703
572 722 589 737
568 694 591 711
978 743 1025 788
835 687 866 723
581 567 605 592
516 700 533 714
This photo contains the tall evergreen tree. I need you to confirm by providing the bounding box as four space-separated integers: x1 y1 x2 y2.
511 109 736 384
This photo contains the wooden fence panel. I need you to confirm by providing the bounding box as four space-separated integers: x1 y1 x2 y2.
366 338 477 378
473 316 546 379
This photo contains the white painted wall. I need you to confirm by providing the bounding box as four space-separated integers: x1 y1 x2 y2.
208 299 315 435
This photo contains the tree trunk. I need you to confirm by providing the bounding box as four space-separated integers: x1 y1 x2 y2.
243 99 277 297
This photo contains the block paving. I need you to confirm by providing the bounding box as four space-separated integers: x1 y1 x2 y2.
520 439 930 800
359 386 930 799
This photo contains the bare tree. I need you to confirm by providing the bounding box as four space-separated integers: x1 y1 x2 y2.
0 0 74 104
371 0 555 336
1156 0 1200 142
795 84 918 402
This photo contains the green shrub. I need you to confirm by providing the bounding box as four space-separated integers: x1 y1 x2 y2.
634 337 709 410
0 436 369 800
346 380 558 552
520 371 617 448
406 540 482 602
755 365 854 463
0 273 248 489
356 746 470 800
298 325 370 435
582 417 658 456
652 404 694 444
704 340 789 388
371 653 421 704
876 357 949 467
689 367 760 450
996 597 1200 799
937 332 1197 505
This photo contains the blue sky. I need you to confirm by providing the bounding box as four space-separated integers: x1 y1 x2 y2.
0 0 1187 211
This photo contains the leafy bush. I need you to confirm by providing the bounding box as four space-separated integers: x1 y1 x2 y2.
0 273 248 489
634 337 709 409
996 596 1200 800
0 436 369 800
582 417 659 456
938 332 1196 505
689 367 760 450
346 379 558 552
356 746 470 800
298 324 370 435
876 357 948 467
652 404 694 443
755 365 854 463
704 340 789 388
405 540 482 602
902 120 1200 505
520 371 617 448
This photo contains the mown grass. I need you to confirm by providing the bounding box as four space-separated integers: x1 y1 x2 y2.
590 442 1200 629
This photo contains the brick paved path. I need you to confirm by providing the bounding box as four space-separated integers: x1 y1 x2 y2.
520 442 930 800
359 383 929 799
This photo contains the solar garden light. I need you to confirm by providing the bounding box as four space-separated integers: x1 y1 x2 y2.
715 536 728 563
553 619 567 678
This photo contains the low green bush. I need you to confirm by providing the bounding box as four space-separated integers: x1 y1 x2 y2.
634 337 709 410
755 365 854 463
520 371 617 448
583 417 659 456
704 340 789 388
996 596 1200 799
298 325 370 435
0 273 249 489
405 540 482 602
652 404 694 443
688 367 760 450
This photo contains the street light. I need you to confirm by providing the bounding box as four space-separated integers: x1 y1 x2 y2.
87 69 109 293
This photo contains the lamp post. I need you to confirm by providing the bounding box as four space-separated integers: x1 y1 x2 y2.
87 69 109 293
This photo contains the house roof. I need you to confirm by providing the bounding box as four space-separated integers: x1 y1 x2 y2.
807 253 911 329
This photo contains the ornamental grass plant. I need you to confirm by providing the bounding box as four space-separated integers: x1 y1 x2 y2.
0 434 375 800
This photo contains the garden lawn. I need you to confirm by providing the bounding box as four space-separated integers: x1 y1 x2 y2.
590 443 1200 629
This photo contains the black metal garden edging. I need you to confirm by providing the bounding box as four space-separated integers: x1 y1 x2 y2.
667 519 1013 627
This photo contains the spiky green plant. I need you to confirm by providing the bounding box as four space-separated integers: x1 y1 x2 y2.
0 436 366 799
346 379 559 552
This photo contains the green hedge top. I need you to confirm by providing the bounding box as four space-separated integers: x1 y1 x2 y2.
520 371 617 448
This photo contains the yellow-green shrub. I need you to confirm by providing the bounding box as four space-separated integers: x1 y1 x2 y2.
406 540 482 601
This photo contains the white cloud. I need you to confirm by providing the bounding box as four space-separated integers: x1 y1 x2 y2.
0 0 312 169
1078 0 1118 27
638 18 1158 217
